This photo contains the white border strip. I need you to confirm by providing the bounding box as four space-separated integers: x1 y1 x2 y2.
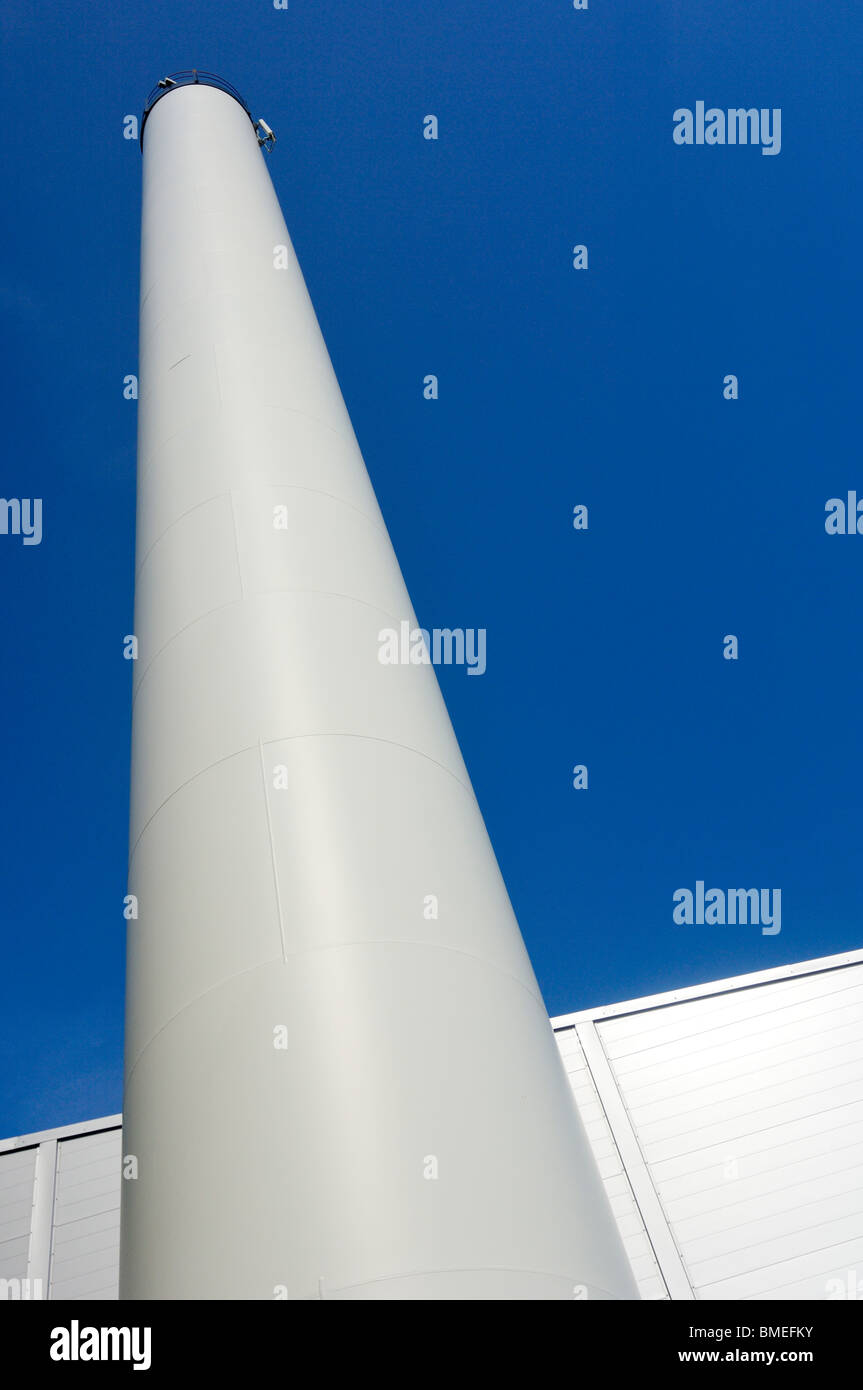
576 1021 695 1301
26 1139 57 1295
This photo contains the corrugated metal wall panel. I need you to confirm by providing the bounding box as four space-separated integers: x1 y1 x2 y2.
49 1130 121 1300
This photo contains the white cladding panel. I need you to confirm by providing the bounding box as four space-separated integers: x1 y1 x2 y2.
0 1120 122 1301
50 1130 122 1300
0 1147 37 1281
554 954 863 1302
600 962 863 1300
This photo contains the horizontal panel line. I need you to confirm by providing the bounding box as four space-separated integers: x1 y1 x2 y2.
621 1025 863 1106
607 980 863 1074
644 1096 863 1168
662 1131 863 1212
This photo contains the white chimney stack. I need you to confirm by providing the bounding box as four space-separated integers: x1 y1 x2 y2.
121 73 637 1301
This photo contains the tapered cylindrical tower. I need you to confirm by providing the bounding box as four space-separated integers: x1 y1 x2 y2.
121 73 638 1300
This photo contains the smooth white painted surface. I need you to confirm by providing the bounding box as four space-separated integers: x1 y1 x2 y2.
123 78 635 1301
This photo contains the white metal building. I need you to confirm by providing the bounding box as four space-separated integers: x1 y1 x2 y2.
2 947 861 1300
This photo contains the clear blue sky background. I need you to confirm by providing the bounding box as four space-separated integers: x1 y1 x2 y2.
1 1 860 1136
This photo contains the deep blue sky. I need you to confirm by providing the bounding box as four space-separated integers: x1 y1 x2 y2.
1 1 860 1136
